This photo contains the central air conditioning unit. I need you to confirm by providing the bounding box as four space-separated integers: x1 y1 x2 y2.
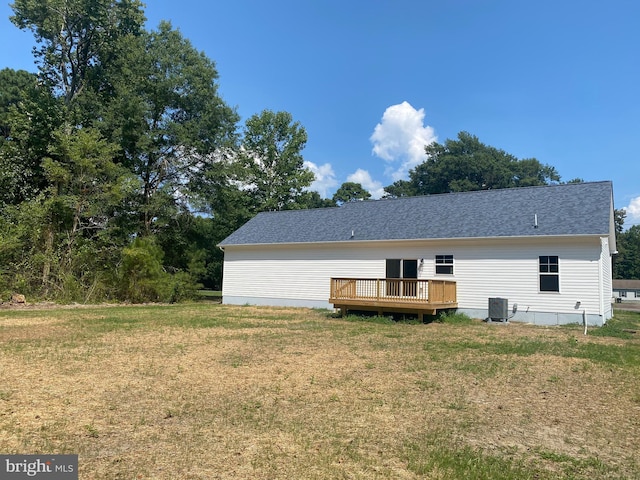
488 297 508 322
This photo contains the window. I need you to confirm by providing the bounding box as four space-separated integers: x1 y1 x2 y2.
402 259 418 279
386 259 401 279
539 256 559 292
435 255 454 275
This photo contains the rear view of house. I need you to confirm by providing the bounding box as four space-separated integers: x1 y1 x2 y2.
218 181 616 326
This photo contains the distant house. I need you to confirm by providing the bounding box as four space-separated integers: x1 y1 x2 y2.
613 279 640 301
219 181 617 326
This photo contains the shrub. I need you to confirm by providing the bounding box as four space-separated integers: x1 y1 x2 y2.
117 237 200 303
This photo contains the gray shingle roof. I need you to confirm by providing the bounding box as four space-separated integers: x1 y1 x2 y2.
613 279 640 290
218 181 614 246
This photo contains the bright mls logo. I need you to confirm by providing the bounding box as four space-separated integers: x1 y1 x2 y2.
0 455 78 479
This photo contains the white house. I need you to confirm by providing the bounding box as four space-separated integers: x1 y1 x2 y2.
219 181 617 326
613 279 640 301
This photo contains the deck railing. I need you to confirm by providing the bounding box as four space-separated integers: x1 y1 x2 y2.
330 278 457 305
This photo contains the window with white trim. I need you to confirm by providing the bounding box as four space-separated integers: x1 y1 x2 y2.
435 255 454 275
539 255 559 292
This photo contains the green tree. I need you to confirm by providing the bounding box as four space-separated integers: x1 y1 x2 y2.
4 1 238 301
10 2 237 235
118 236 200 303
189 110 315 288
10 0 146 106
333 182 371 205
99 21 239 234
0 68 36 139
614 225 640 279
191 152 254 238
0 200 49 298
383 179 418 199
4 0 146 239
384 131 560 197
296 191 336 209
238 110 314 212
37 126 136 296
565 177 585 184
156 214 224 290
615 208 626 236
0 77 63 205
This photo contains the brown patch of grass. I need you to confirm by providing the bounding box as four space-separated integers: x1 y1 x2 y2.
0 305 638 478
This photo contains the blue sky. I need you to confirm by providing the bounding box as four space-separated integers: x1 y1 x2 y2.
1 1 639 227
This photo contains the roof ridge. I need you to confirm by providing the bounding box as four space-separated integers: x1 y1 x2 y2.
340 180 612 208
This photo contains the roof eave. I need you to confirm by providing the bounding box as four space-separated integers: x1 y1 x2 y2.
218 233 610 248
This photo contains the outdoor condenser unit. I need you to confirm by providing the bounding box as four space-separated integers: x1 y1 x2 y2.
488 297 508 322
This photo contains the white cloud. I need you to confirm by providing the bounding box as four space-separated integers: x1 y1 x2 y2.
370 101 437 181
304 160 338 198
347 169 385 199
624 196 640 225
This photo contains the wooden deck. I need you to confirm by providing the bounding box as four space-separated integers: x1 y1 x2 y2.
329 278 457 320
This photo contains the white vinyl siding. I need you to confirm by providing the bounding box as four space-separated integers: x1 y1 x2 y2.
222 243 386 306
222 236 605 319
433 238 601 316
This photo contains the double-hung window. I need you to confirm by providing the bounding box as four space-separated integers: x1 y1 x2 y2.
539 256 559 292
435 255 454 275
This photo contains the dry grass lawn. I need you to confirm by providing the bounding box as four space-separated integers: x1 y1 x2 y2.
0 304 639 479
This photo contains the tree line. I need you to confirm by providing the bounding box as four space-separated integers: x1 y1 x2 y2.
613 212 640 280
0 1 635 303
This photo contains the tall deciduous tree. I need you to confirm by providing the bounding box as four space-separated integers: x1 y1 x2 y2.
384 131 560 197
333 182 371 205
5 0 147 213
10 0 146 106
10 0 239 235
100 21 239 234
238 110 314 212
